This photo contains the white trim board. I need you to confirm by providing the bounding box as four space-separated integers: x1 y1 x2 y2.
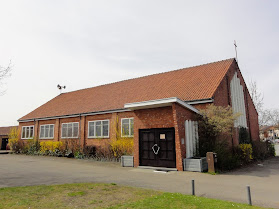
124 97 200 114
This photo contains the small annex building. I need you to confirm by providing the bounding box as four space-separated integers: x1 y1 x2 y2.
18 58 259 171
0 126 17 150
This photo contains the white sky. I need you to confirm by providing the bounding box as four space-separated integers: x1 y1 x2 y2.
0 0 278 126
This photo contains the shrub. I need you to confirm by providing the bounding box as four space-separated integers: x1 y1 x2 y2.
110 138 134 158
26 139 40 155
267 142 275 157
8 138 25 153
238 144 253 163
213 141 241 171
252 141 268 160
238 127 250 144
8 127 24 153
40 141 63 156
95 142 114 159
83 146 96 157
63 139 81 155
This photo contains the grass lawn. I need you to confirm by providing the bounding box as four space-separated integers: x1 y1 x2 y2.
0 183 265 209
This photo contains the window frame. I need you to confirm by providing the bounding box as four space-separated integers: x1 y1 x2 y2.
21 125 34 139
61 122 79 139
121 118 134 137
88 119 110 138
39 124 55 139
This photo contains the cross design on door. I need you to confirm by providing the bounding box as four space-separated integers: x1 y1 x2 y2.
152 144 160 155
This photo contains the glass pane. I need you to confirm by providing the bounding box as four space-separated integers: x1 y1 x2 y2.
130 123 134 136
96 124 101 137
62 124 68 137
103 123 108 137
96 121 101 126
89 122 95 137
22 127 26 138
122 124 129 136
73 123 79 137
62 124 67 138
103 120 108 125
122 119 129 124
68 124 73 138
45 125 49 138
49 125 54 138
26 127 30 139
30 127 34 138
40 126 45 138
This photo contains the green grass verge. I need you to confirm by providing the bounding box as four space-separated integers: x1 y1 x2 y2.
0 183 265 209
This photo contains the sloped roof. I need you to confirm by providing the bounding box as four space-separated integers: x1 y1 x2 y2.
0 126 18 136
19 58 235 121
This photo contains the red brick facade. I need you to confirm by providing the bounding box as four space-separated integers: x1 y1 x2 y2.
211 61 260 143
18 59 260 171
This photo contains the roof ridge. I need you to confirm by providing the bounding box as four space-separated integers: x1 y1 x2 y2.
62 58 236 95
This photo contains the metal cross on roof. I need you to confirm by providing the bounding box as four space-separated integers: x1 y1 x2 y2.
234 40 238 62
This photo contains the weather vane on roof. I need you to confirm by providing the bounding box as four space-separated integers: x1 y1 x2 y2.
57 84 66 94
234 40 238 63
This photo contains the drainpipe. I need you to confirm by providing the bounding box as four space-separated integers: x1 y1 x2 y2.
34 119 36 140
79 114 81 148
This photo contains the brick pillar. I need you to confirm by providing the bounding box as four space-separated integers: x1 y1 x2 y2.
34 120 39 140
133 113 139 168
172 103 184 171
54 118 60 141
80 116 86 148
111 112 118 141
18 124 22 140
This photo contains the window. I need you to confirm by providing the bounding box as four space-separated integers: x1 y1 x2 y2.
88 120 109 138
121 118 134 137
21 126 34 139
61 122 79 138
40 124 54 139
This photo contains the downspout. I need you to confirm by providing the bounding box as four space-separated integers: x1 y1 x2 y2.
34 119 36 140
79 114 81 148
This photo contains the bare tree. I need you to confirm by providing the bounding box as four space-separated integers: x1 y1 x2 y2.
249 80 264 113
0 61 12 95
248 80 279 126
269 109 279 126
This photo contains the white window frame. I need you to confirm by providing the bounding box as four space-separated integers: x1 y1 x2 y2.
39 124 55 139
21 125 34 139
61 122 79 139
88 119 110 138
121 118 134 137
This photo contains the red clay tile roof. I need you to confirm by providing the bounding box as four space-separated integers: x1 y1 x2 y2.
0 126 18 136
19 58 235 121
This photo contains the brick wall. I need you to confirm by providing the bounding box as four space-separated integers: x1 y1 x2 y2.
17 60 259 169
172 103 196 171
133 106 174 168
212 60 260 143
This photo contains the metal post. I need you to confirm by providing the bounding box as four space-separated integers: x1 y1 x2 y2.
192 180 195 196
247 185 252 205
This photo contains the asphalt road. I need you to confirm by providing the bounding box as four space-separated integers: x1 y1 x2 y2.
0 154 279 208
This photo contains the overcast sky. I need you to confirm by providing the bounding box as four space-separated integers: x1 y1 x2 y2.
0 1 278 126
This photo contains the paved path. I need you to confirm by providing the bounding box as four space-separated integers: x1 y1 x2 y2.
0 154 279 208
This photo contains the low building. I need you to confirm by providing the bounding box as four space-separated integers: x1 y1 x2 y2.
260 125 279 140
0 126 17 150
18 58 259 171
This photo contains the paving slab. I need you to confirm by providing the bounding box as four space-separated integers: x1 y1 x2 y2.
0 154 278 208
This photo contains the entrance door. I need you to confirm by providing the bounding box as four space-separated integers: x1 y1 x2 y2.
1 138 8 150
139 128 176 168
